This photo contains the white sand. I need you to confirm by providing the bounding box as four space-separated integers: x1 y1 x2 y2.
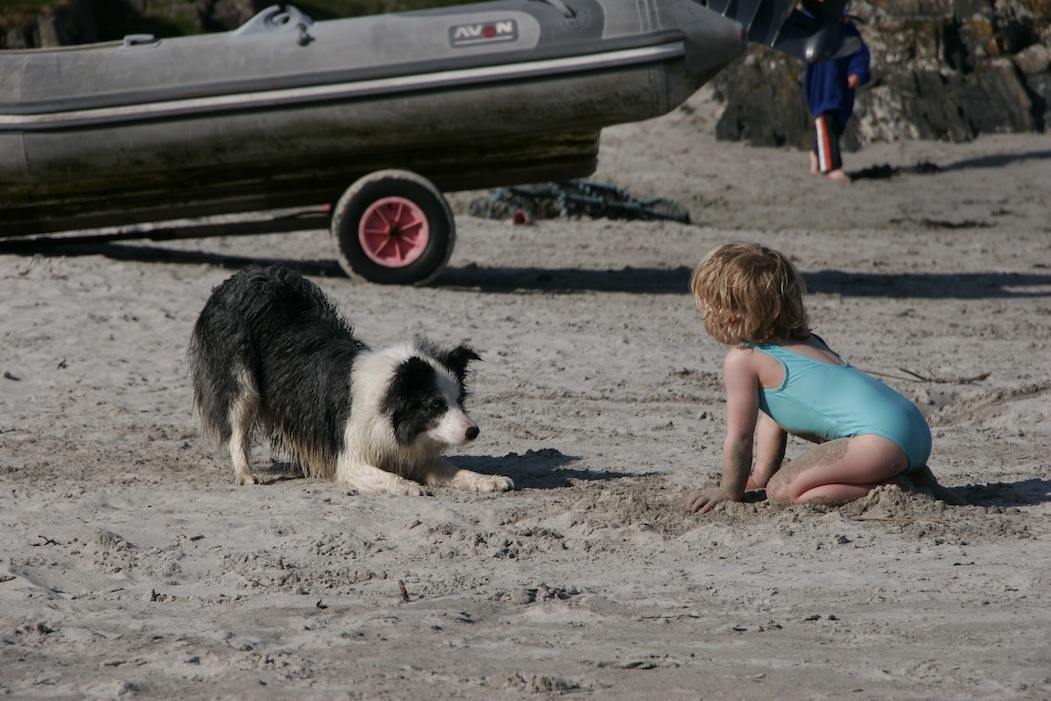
2 88 1049 699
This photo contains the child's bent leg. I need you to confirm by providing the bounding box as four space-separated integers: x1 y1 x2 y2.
766 435 910 506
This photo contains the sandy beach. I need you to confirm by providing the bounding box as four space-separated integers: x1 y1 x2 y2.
2 87 1049 699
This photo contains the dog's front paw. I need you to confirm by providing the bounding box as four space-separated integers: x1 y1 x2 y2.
395 481 429 497
343 474 430 496
465 474 515 493
234 471 257 486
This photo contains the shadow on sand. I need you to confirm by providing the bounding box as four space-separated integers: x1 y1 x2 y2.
449 449 643 490
848 149 1051 181
952 478 1051 508
5 238 1050 299
243 449 630 492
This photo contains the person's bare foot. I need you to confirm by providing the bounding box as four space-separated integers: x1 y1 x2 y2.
826 169 852 184
809 151 820 175
908 466 969 505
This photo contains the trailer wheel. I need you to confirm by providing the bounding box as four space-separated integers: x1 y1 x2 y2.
331 170 455 285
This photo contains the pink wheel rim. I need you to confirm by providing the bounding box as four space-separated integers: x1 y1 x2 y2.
358 196 430 267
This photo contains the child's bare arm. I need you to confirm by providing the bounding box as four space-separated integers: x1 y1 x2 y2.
721 349 760 498
686 349 760 513
751 413 787 488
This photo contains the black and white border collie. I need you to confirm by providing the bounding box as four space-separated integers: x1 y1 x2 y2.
188 265 513 496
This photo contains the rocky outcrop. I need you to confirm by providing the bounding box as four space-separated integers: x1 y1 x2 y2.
0 0 265 47
713 0 1050 147
1 0 98 48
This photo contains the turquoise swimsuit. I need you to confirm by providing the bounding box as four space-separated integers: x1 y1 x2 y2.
743 339 931 471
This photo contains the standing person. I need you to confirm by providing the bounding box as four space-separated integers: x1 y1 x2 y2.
685 243 959 514
804 15 870 183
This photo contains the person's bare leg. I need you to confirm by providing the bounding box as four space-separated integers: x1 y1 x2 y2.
809 150 820 175
765 435 909 506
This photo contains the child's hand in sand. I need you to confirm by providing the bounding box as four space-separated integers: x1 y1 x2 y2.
685 486 728 514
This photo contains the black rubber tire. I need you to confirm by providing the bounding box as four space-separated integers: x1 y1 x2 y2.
330 169 455 285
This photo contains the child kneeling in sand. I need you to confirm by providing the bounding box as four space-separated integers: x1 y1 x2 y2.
686 242 957 513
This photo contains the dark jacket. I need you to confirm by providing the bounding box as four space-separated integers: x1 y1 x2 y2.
803 20 871 124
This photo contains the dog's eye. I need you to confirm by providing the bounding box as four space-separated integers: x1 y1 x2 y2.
430 398 445 411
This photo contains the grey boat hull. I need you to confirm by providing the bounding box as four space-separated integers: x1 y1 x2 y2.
0 0 746 236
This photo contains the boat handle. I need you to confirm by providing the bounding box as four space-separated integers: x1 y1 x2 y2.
121 34 160 48
532 0 576 19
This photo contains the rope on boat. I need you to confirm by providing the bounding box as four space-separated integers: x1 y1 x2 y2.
468 179 691 224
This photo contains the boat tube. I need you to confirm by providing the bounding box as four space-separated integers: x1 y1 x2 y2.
0 0 840 283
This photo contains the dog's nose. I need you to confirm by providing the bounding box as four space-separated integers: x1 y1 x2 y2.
465 426 479 441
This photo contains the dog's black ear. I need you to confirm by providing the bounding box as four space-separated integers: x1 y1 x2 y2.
384 356 437 445
442 343 481 382
387 356 434 399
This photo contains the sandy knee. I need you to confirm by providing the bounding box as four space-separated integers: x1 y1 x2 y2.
764 474 791 504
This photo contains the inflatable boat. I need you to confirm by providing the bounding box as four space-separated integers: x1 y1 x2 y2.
0 0 848 284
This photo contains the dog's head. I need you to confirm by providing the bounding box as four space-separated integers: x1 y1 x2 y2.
382 342 481 447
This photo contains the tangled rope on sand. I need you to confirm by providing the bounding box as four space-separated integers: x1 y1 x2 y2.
468 179 691 224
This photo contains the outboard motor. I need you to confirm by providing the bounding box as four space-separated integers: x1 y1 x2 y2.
704 0 860 63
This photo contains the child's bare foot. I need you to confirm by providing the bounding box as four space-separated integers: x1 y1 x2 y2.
905 466 969 505
825 169 851 184
809 151 820 175
892 473 914 491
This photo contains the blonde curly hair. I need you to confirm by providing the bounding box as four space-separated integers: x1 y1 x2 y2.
690 243 810 345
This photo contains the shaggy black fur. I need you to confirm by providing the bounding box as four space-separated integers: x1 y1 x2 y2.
188 264 482 481
188 265 366 469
